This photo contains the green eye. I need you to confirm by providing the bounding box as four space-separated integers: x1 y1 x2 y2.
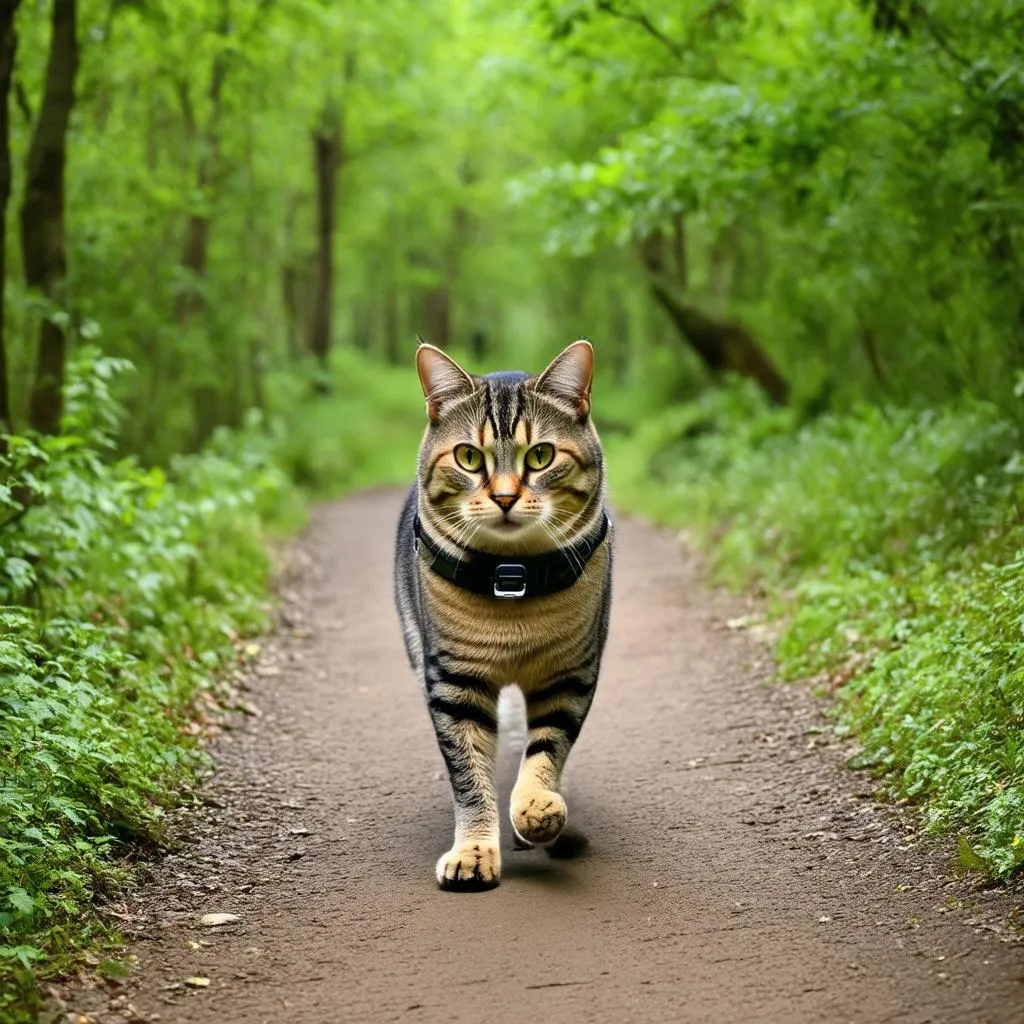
525 443 555 471
454 444 484 472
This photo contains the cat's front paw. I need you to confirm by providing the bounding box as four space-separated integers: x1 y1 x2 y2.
436 840 501 891
511 789 567 845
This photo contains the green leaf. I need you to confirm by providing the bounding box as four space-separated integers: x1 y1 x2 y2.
7 888 35 916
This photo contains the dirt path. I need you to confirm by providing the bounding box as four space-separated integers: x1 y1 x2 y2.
62 489 1023 1024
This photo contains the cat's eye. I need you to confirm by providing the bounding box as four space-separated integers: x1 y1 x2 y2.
454 444 484 472
525 443 555 471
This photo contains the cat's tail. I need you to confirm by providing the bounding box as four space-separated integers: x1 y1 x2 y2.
497 686 528 748
499 687 590 859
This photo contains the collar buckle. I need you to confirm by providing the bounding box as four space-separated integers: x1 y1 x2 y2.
493 564 527 599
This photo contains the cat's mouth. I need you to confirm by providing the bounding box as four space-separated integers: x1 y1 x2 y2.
473 512 566 554
483 510 540 537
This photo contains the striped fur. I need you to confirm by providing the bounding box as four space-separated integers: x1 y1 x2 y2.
394 341 613 890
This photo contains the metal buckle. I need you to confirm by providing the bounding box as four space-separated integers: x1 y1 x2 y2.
493 564 527 599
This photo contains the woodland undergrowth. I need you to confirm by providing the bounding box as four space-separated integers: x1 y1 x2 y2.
605 379 1024 884
0 350 420 1020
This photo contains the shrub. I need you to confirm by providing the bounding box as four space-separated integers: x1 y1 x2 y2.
0 352 291 1012
606 379 1024 878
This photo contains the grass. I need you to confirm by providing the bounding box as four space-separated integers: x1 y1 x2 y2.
604 379 1024 880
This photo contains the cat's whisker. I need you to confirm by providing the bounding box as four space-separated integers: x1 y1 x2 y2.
424 512 482 565
538 518 589 581
543 512 590 574
546 509 584 539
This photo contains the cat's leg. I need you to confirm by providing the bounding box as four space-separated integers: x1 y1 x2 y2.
427 661 501 891
511 672 597 845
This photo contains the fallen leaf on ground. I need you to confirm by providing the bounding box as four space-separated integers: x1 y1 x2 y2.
185 977 211 988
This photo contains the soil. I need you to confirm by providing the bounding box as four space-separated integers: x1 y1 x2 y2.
57 489 1024 1024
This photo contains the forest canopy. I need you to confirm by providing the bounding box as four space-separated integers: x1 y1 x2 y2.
3 0 1023 457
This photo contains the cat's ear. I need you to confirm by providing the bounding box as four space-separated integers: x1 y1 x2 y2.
536 340 593 417
416 342 475 422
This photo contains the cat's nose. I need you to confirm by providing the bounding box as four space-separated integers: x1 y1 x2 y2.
491 492 520 512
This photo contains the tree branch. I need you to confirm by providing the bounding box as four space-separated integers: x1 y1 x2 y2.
595 0 683 63
13 76 29 122
909 2 972 69
592 1 734 84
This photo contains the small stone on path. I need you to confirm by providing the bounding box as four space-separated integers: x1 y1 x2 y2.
198 913 239 927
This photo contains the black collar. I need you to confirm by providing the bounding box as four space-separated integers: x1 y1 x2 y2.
413 511 610 600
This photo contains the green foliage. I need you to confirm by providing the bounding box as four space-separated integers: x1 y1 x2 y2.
517 0 1024 407
550 0 1024 869
8 0 1024 425
0 353 295 1016
607 381 1024 878
268 349 424 496
8 0 640 459
0 338 430 1016
4 0 1024 1007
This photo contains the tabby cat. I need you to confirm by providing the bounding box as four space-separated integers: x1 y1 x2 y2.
394 340 613 891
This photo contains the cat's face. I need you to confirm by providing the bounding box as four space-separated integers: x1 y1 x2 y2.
416 341 604 555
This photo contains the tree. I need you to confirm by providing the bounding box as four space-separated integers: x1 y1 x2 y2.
0 0 20 439
309 91 343 367
513 0 1024 407
22 0 77 435
638 225 788 404
174 7 231 330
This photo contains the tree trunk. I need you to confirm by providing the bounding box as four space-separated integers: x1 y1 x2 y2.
248 333 266 413
608 289 631 383
857 310 887 388
670 211 687 289
281 195 310 360
308 52 356 370
413 160 474 349
383 262 401 364
639 229 789 405
309 116 340 366
282 260 303 359
470 330 486 362
0 0 21 439
175 43 229 327
650 283 789 404
22 0 77 436
422 285 450 347
350 295 372 351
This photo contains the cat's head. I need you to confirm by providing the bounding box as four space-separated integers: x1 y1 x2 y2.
415 341 605 555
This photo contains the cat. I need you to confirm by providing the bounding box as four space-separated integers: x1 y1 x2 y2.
393 340 613 890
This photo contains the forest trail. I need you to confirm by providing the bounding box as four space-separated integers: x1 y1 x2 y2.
64 489 1023 1024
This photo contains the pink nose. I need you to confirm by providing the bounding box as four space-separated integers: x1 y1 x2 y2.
491 493 519 512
